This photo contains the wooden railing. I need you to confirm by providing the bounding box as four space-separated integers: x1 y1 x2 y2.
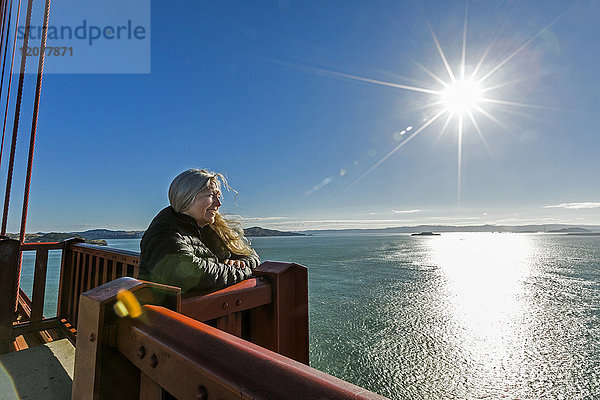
57 241 141 338
0 237 387 398
0 237 143 351
0 237 308 364
72 278 386 400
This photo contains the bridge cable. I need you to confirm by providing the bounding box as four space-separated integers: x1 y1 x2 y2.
1 0 36 304
0 0 14 172
0 0 6 54
0 0 8 65
19 0 52 259
0 0 21 236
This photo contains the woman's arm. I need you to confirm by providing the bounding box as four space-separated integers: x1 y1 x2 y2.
141 225 252 292
228 249 260 270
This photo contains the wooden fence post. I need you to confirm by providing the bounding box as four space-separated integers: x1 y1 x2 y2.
71 277 180 400
250 261 309 364
0 238 20 354
56 238 85 324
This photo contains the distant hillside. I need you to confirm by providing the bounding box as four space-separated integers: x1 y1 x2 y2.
74 229 144 239
9 227 303 243
548 227 591 233
303 224 600 234
244 227 306 237
14 224 597 243
9 232 107 245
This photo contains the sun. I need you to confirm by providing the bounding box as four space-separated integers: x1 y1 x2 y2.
289 3 552 202
441 78 483 116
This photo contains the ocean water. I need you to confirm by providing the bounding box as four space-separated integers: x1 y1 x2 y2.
18 233 600 399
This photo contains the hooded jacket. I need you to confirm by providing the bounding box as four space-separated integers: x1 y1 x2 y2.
139 206 260 292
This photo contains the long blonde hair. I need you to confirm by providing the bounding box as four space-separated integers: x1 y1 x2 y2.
169 169 254 256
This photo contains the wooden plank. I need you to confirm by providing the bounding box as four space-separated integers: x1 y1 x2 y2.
12 317 60 336
17 288 32 322
71 251 82 327
57 238 84 320
71 243 140 266
93 255 100 288
117 305 387 400
60 318 77 344
85 254 93 291
20 241 64 251
140 371 163 400
181 278 271 322
65 250 78 324
0 239 20 354
111 260 117 281
251 261 309 364
71 278 180 400
12 335 28 351
101 258 108 286
215 312 243 337
31 249 49 323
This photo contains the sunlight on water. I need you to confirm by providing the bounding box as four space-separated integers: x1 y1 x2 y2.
18 235 600 399
253 233 600 399
429 233 532 342
428 234 536 396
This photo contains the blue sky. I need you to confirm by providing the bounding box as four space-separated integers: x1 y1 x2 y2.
1 0 599 232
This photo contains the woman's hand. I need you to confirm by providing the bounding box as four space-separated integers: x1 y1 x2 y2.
224 259 246 269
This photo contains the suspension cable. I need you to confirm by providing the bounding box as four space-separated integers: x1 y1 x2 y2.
0 0 27 236
2 0 35 308
19 0 51 247
0 0 14 172
0 0 8 64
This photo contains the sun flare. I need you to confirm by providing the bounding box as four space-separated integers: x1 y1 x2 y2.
293 4 555 203
441 78 483 116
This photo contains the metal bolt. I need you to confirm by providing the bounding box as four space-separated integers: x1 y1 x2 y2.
150 354 158 368
138 346 146 359
88 333 95 342
236 299 242 306
197 385 208 400
222 302 229 309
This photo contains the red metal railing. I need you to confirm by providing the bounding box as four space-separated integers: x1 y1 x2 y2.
0 237 309 364
73 277 387 400
57 241 140 335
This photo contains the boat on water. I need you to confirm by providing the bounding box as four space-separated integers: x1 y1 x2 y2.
411 231 441 236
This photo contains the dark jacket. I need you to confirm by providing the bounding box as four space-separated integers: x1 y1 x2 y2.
139 207 260 292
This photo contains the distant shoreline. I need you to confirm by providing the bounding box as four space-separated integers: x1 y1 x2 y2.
300 224 600 235
10 226 307 244
12 224 600 243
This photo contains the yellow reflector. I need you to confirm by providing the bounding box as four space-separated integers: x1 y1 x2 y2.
114 289 142 318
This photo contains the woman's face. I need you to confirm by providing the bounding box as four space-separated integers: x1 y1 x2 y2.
182 183 222 226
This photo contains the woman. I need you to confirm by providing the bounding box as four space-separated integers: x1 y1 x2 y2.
140 169 260 293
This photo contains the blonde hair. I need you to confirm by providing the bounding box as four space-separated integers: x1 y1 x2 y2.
169 169 254 256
